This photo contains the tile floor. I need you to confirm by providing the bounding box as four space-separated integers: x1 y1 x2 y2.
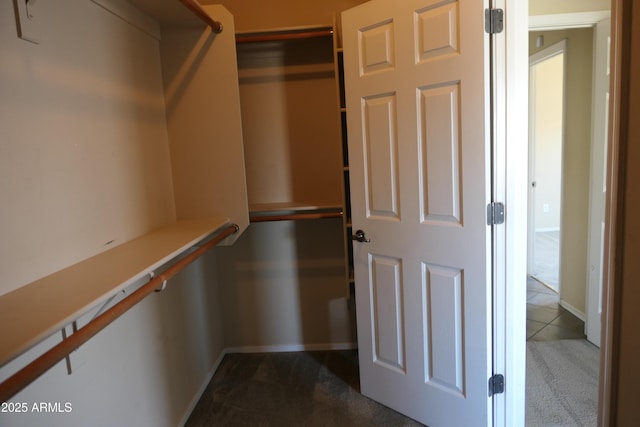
526 276 586 341
532 230 560 291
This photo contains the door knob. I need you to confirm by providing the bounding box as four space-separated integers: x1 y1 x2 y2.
352 229 371 243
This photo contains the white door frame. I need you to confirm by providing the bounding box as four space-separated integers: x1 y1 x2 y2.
528 5 612 346
500 1 620 426
493 1 529 425
586 16 611 347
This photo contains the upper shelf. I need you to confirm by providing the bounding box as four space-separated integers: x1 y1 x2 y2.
0 217 230 368
235 26 334 44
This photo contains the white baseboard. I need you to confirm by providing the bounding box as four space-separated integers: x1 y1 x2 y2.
559 299 586 321
534 227 560 233
177 349 227 427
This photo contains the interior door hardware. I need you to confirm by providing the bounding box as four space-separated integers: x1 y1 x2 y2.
352 229 371 243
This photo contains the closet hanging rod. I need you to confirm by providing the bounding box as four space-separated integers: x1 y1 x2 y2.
236 28 333 44
179 0 223 33
250 211 343 223
0 223 239 403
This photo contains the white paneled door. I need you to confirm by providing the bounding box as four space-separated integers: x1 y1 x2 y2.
342 0 492 425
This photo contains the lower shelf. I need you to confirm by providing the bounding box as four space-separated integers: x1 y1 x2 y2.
249 202 343 222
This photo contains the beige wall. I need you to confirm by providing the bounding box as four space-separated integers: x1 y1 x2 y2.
237 37 342 206
529 29 593 315
0 1 175 295
217 220 353 349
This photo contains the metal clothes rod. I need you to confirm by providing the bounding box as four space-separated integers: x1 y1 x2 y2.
179 0 223 33
250 211 343 222
236 28 333 44
0 223 239 403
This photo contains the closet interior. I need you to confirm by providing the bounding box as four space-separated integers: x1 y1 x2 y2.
0 2 360 423
215 23 356 351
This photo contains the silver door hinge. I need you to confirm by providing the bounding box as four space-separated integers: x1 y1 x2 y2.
485 8 504 34
489 374 505 396
487 202 505 225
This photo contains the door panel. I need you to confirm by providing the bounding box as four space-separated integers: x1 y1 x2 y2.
419 82 462 224
343 0 491 425
370 254 405 372
416 2 459 61
423 263 464 394
363 94 400 219
360 22 395 74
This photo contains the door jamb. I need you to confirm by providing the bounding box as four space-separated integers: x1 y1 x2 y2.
493 1 529 426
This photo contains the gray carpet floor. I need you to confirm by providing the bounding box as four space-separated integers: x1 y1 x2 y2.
185 350 424 427
185 342 598 426
526 339 599 426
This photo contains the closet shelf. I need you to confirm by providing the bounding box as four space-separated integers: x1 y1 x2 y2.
0 218 233 369
236 26 333 44
238 63 335 80
249 202 343 222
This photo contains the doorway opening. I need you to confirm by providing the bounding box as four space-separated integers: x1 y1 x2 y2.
525 11 611 424
528 40 565 294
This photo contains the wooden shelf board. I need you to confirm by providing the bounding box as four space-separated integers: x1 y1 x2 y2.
249 203 344 222
249 202 342 214
236 26 334 44
0 218 230 367
238 63 335 80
